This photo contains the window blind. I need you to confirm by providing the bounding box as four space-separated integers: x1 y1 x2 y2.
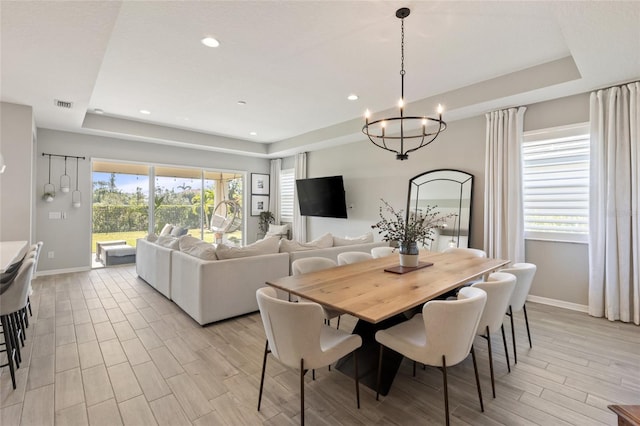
279 168 294 222
522 124 589 242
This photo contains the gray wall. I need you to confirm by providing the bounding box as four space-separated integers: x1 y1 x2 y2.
35 129 270 272
0 102 34 242
300 92 591 307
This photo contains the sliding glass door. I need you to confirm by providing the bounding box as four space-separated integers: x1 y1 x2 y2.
91 161 245 266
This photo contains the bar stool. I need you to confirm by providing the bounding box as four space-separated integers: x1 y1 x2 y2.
0 258 36 389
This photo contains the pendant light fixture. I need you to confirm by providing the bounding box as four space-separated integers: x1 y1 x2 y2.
72 156 81 208
362 7 447 160
43 154 55 202
60 156 71 192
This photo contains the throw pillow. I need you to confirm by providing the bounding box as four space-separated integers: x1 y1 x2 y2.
170 226 188 237
266 223 289 237
279 232 333 253
179 235 217 260
216 235 280 260
159 224 173 236
156 235 180 250
146 233 158 242
333 231 374 247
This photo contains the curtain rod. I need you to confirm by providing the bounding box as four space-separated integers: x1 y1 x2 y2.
42 153 86 160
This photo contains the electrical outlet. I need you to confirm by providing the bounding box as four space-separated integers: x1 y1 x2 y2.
48 251 54 259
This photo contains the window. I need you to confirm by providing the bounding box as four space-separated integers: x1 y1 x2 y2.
522 123 590 243
279 168 294 222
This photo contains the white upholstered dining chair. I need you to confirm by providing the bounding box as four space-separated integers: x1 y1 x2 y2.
499 263 537 364
291 257 343 329
256 287 362 425
471 271 516 398
443 247 487 258
374 286 487 426
337 251 373 265
371 246 395 258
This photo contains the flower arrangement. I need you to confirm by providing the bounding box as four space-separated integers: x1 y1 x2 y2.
371 199 457 251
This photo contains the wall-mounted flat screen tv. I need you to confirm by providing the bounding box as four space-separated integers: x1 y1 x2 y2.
296 175 348 219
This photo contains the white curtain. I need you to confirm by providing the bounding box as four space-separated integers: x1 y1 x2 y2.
293 152 307 242
589 81 640 325
269 159 282 224
484 107 526 264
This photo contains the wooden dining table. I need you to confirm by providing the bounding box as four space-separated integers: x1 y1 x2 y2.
266 249 509 395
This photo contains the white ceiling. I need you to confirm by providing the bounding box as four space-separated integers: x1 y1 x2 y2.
2 1 639 157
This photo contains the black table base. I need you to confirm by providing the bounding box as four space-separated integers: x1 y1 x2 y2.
335 313 410 396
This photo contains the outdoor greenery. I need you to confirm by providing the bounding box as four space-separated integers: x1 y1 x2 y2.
92 172 243 244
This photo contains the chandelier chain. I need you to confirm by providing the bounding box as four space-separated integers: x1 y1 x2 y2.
400 18 405 76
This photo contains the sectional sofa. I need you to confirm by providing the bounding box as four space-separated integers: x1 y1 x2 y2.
136 233 387 325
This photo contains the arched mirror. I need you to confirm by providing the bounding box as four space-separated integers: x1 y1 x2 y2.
406 169 473 251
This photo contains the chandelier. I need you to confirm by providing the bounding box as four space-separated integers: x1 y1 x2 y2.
362 7 447 160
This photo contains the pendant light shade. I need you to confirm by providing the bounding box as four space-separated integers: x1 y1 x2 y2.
72 156 81 208
43 154 55 202
60 156 71 192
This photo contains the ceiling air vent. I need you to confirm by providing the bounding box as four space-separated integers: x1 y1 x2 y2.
54 99 73 109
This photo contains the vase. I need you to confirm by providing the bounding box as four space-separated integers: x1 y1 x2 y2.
398 241 419 267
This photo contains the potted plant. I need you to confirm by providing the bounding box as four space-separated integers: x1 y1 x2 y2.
372 199 456 267
258 211 276 234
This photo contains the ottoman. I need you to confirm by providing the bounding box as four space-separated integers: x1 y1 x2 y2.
103 244 136 266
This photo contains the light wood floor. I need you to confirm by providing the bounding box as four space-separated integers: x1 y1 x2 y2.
1 265 638 425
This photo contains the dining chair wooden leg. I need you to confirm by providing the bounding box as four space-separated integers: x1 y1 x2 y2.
501 324 511 372
441 355 450 426
523 304 532 348
376 345 383 401
1 315 17 389
508 305 517 364
300 358 305 426
353 350 360 409
471 346 484 412
336 316 340 330
413 360 416 377
257 340 269 411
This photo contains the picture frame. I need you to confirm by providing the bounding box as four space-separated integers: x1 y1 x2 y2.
251 173 270 195
251 195 270 216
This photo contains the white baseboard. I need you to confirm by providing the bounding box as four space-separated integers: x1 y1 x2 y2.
527 295 589 313
35 266 91 277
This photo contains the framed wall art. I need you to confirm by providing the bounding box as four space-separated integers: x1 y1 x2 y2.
251 195 270 216
251 173 270 195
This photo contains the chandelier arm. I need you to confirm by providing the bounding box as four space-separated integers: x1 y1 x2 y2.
404 123 447 155
363 132 401 156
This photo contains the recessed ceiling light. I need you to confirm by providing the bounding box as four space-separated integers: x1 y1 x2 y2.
249 131 257 136
201 37 220 48
237 101 247 105
94 108 104 114
139 109 151 115
347 94 359 101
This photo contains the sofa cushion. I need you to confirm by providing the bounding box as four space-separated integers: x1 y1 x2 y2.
145 233 158 242
279 233 333 253
333 232 374 247
159 224 174 236
179 235 218 260
157 235 180 250
216 235 280 260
